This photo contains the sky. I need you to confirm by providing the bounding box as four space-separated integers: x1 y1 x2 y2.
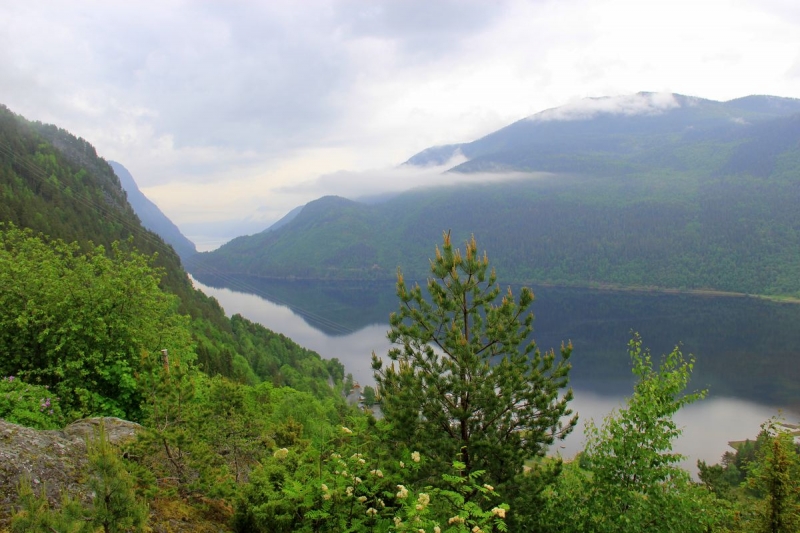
2 0 800 249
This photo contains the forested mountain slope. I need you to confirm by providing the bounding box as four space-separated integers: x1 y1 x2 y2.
194 94 800 296
405 93 800 172
0 104 343 393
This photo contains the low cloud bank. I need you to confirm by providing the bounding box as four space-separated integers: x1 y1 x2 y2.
530 92 681 122
184 155 554 249
276 153 547 200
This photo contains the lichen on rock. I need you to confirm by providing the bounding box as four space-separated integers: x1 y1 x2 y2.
0 417 141 528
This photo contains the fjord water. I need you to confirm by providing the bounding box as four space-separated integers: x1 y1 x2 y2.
191 274 800 468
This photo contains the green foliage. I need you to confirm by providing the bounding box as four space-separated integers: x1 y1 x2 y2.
233 422 509 533
746 419 800 533
535 334 731 533
229 313 344 399
136 349 204 493
362 385 377 406
192 375 269 488
579 334 721 532
11 478 88 533
0 225 194 420
0 103 352 530
0 375 64 429
584 334 705 493
0 104 349 397
84 423 149 533
133 350 345 502
373 233 575 492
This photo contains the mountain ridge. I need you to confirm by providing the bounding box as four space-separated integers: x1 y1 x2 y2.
109 160 197 262
405 92 800 173
192 94 800 296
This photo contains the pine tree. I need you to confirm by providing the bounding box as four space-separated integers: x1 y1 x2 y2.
11 477 87 533
372 232 576 490
11 423 147 533
85 422 148 533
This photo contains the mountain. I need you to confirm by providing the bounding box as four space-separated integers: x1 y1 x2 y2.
0 103 344 389
405 92 800 173
192 94 800 297
108 160 197 262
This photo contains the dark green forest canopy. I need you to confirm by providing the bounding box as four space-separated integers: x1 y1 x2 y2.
196 170 800 296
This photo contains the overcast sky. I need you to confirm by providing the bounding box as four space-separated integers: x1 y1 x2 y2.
2 0 800 247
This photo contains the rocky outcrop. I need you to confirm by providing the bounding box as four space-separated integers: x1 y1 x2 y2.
0 417 140 526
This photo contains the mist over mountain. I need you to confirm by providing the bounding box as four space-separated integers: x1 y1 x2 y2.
192 93 800 297
109 161 197 262
405 93 800 173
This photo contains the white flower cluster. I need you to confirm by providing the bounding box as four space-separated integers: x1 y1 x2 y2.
491 506 506 518
415 493 430 511
396 484 409 499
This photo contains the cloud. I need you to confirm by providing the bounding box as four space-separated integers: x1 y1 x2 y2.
530 92 681 122
333 0 507 60
276 153 552 201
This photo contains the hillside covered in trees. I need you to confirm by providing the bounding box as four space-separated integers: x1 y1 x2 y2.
0 104 344 392
193 94 800 297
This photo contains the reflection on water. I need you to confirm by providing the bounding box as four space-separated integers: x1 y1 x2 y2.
191 274 799 468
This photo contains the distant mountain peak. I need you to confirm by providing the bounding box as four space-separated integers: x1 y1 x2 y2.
405 93 800 172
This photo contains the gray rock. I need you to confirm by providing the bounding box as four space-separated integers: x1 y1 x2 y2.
0 417 141 526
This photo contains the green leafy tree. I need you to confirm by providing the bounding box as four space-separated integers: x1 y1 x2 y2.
0 225 193 419
573 334 729 533
372 232 576 491
193 376 268 490
362 385 377 407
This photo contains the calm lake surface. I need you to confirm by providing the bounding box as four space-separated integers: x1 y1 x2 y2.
191 273 800 471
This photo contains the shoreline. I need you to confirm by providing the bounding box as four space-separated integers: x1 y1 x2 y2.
519 280 800 304
189 270 800 305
